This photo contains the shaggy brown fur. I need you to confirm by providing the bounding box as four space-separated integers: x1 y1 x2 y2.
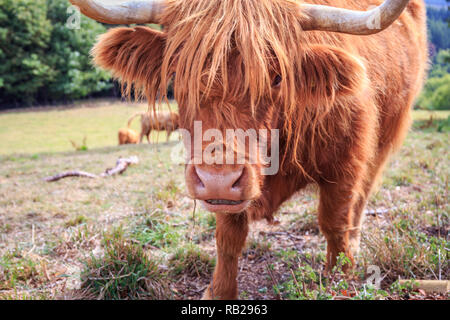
92 0 428 300
118 127 139 145
127 111 180 143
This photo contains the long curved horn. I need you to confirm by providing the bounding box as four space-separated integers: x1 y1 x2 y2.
300 0 410 35
69 0 165 25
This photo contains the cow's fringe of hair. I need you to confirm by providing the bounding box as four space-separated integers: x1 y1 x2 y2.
93 0 367 176
160 0 311 174
92 26 166 104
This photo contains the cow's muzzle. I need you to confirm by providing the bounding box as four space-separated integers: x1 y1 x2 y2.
185 163 259 213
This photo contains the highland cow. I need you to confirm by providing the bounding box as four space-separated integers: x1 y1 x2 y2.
127 111 180 143
118 127 139 145
72 0 428 299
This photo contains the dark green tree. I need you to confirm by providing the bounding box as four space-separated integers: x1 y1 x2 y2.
0 0 53 105
45 0 111 101
0 0 112 106
418 49 450 110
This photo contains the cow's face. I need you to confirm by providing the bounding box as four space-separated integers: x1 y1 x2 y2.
180 108 268 213
176 59 282 213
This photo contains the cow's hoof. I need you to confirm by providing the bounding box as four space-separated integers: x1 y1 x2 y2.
348 235 361 257
201 286 213 300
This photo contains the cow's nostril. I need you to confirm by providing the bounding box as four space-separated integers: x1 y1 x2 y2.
193 166 205 188
232 166 245 189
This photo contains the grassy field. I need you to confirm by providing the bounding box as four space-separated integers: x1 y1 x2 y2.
0 103 448 300
0 99 178 155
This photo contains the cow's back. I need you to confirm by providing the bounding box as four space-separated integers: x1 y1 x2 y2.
303 0 427 148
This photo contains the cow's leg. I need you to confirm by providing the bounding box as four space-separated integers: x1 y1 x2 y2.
349 151 390 255
350 106 412 254
203 212 248 300
318 182 359 271
166 129 172 142
146 130 151 144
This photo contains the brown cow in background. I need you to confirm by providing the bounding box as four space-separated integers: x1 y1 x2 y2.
127 111 180 143
118 127 139 145
73 0 428 300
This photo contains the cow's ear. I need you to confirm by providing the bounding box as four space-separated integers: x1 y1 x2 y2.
299 44 367 103
92 26 166 98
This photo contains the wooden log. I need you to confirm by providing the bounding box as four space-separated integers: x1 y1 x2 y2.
45 171 98 182
101 156 139 177
399 280 450 294
45 156 139 182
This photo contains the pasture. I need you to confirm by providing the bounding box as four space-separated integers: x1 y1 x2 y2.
0 103 448 300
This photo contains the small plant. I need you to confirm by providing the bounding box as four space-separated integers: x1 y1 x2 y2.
65 215 88 227
391 174 412 187
351 284 389 300
276 254 361 300
277 264 330 300
155 179 180 202
80 227 170 300
389 279 418 296
361 218 448 283
245 238 272 260
331 252 353 274
132 215 180 248
0 250 43 290
198 212 216 230
288 210 320 235
240 290 250 300
169 243 215 277
276 249 298 268
70 136 88 151
0 223 12 234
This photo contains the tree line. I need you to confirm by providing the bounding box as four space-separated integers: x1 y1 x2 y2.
0 0 449 109
419 6 450 110
0 0 112 108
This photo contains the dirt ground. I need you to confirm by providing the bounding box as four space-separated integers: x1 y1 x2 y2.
0 111 448 300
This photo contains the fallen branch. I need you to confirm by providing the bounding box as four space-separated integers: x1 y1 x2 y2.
101 156 139 177
364 207 398 216
45 156 139 182
45 171 98 182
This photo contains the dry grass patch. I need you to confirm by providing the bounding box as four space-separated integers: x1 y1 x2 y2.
360 210 448 283
169 243 215 278
80 227 171 300
0 108 447 300
0 251 41 290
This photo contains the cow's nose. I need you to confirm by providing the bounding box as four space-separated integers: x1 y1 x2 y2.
185 164 245 201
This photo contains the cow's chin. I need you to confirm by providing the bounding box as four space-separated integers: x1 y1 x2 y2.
199 199 251 214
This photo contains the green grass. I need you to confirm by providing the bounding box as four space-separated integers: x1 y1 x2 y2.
0 250 43 291
131 218 181 249
0 99 178 155
361 215 447 282
65 215 88 228
411 110 450 121
169 243 215 277
1 104 444 156
80 227 171 300
0 104 448 300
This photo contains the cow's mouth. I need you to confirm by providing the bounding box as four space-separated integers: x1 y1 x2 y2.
205 199 244 205
200 199 250 213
